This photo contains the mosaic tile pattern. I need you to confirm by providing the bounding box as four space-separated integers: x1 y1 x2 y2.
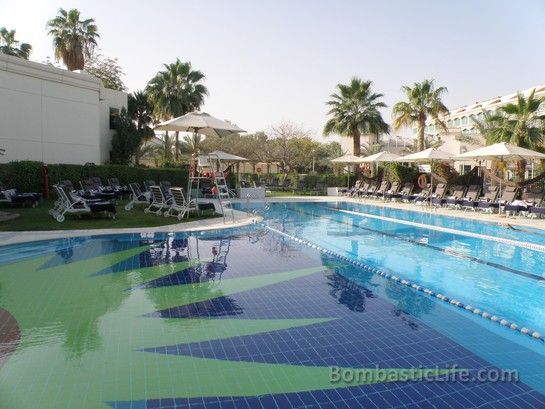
0 228 544 409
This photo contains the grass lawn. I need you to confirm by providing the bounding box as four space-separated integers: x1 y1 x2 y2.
0 199 220 231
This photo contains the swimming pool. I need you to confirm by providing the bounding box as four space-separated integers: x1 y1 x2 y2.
0 202 544 408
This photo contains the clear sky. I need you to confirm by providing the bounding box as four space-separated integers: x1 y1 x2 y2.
2 0 545 142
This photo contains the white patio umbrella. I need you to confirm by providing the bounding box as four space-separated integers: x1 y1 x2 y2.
155 111 245 137
155 112 245 202
396 148 453 206
206 150 247 161
453 142 545 161
395 147 453 162
202 150 247 175
453 142 545 196
330 154 366 187
360 151 401 163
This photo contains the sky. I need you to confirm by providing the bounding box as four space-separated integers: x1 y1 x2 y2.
2 0 545 145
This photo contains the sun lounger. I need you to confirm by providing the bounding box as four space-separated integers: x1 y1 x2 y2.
464 185 498 210
478 185 517 212
143 180 157 192
505 190 545 216
355 181 369 197
144 185 171 215
390 183 414 201
361 181 379 198
430 183 449 206
51 184 116 222
371 180 392 199
0 184 41 208
412 186 431 205
125 182 151 210
108 178 131 196
382 181 401 200
164 187 198 220
444 185 468 208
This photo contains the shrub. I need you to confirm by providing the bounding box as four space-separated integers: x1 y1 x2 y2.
382 163 419 184
0 161 188 194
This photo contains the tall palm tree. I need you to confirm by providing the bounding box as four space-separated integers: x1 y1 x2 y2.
128 91 155 165
392 80 449 151
146 59 208 161
0 27 32 59
323 78 389 158
46 8 99 71
477 89 545 179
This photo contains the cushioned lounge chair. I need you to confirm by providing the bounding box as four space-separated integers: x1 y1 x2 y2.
505 190 545 216
459 185 483 210
361 181 379 198
371 180 391 199
343 180 361 197
144 185 171 216
125 182 151 210
464 185 498 211
412 186 432 205
444 185 467 208
382 181 401 200
164 187 198 220
143 180 157 192
0 185 41 208
51 185 116 222
430 183 449 206
355 181 369 197
478 185 518 212
390 183 414 201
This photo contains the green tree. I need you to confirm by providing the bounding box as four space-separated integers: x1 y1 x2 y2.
110 108 140 165
0 27 32 59
270 122 312 173
323 78 389 157
84 52 126 91
476 89 545 180
128 91 155 165
47 8 99 71
146 59 208 160
392 79 448 151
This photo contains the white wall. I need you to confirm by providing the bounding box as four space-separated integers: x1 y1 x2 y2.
0 54 127 165
99 87 128 162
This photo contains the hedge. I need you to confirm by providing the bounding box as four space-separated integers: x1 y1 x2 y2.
240 172 351 189
0 161 189 194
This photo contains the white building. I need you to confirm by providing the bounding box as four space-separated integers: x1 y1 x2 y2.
417 85 545 172
0 53 127 165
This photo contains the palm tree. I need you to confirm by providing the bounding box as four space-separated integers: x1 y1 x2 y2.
392 80 449 151
0 27 32 59
128 91 155 165
324 78 390 157
476 89 545 179
179 133 204 158
146 59 208 161
47 8 99 71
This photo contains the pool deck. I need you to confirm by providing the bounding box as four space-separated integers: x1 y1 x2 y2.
2 195 545 246
0 208 259 246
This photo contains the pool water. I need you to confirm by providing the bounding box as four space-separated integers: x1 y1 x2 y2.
0 202 544 408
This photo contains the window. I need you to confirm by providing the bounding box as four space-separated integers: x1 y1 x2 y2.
109 108 120 130
461 116 468 125
453 118 460 127
447 119 453 128
460 164 472 175
477 112 484 121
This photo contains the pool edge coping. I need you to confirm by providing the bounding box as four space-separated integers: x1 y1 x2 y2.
0 209 260 246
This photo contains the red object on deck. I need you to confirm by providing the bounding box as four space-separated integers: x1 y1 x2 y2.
42 164 49 199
